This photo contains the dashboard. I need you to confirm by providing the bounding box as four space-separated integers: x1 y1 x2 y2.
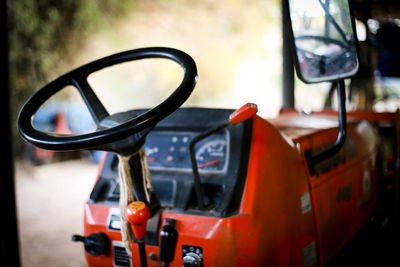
144 130 229 174
90 108 252 218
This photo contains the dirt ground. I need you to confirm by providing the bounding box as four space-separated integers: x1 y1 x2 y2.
15 158 99 267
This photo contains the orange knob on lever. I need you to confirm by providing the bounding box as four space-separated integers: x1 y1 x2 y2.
229 103 258 125
126 201 150 240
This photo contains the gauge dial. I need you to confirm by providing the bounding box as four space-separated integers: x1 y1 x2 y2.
195 139 228 172
143 131 228 174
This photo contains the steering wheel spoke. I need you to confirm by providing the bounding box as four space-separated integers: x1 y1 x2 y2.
72 77 109 125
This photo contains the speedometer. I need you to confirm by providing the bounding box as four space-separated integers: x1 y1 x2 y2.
195 138 228 173
143 131 229 174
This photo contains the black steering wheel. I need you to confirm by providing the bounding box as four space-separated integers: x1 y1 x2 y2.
18 47 198 155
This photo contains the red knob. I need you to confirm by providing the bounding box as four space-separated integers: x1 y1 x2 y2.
126 201 150 240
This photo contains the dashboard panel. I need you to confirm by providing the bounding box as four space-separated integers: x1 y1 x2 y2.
90 108 253 218
144 130 229 174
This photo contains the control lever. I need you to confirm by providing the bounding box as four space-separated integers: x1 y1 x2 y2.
71 232 109 256
189 103 258 209
229 103 258 125
126 201 150 267
128 153 161 215
159 218 178 267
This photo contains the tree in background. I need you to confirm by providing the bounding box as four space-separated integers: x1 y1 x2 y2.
8 0 134 156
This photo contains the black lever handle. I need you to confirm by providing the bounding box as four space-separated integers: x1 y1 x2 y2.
72 232 109 256
159 218 178 267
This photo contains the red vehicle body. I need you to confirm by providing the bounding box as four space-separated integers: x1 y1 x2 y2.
81 108 398 266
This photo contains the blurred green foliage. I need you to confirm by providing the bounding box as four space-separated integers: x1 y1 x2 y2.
8 0 135 156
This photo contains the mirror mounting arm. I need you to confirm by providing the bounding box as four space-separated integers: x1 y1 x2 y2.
305 79 347 176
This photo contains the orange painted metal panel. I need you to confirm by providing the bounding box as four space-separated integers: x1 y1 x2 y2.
279 114 380 265
82 112 391 266
84 116 317 266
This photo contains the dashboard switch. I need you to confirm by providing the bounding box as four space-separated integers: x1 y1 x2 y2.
182 246 203 267
182 253 201 267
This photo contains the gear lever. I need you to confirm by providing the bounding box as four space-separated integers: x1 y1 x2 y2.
126 201 150 267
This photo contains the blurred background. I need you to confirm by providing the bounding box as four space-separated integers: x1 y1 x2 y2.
9 0 284 157
7 0 400 266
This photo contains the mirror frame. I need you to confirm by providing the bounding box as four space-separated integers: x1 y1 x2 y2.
283 0 360 83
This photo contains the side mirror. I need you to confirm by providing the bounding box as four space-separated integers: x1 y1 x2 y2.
283 0 359 175
285 0 359 83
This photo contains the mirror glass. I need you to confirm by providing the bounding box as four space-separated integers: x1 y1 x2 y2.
287 0 359 83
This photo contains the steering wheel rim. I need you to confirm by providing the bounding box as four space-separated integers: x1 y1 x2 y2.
18 47 198 151
295 35 352 49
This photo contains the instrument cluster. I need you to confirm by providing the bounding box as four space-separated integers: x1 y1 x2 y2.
143 130 229 174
